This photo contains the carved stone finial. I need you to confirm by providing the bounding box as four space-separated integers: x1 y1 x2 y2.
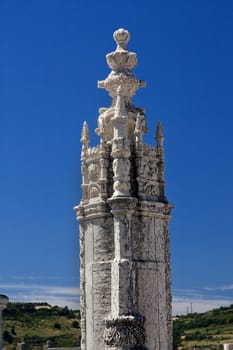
156 120 164 146
98 28 145 100
113 28 130 50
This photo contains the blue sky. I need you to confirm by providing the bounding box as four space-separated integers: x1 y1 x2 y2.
1 0 233 314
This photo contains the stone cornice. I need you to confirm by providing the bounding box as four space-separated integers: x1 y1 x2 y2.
74 199 174 221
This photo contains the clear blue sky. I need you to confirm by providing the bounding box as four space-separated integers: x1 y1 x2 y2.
1 0 233 314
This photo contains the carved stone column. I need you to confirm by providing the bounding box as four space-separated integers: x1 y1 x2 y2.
108 198 137 317
104 197 147 350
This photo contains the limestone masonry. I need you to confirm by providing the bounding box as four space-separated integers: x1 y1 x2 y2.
74 28 173 350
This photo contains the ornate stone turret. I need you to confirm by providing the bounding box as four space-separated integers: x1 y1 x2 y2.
74 29 173 350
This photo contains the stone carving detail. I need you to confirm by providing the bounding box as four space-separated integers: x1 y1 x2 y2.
104 317 146 347
134 113 147 145
98 29 145 100
137 201 173 216
88 163 100 182
111 87 131 197
104 324 145 347
113 157 130 175
112 157 130 195
88 184 100 199
112 137 128 154
95 108 114 144
137 156 160 200
144 183 159 197
141 160 158 180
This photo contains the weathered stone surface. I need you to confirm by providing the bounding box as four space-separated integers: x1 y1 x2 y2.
0 294 8 350
74 28 173 350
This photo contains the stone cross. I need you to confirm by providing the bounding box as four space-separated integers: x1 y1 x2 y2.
74 28 173 350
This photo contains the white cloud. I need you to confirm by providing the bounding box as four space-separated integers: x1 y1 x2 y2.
0 283 80 295
10 275 63 281
204 284 233 291
1 282 233 314
0 283 80 310
172 296 233 315
3 275 79 283
172 286 233 315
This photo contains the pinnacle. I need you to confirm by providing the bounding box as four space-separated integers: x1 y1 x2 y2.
156 120 164 146
81 121 90 145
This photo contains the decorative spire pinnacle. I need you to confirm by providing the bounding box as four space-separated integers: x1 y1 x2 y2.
81 121 90 150
156 120 164 146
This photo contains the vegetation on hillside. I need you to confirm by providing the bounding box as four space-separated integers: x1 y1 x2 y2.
3 303 80 350
173 304 233 350
4 302 233 350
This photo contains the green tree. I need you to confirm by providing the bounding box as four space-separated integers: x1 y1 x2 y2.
72 320 80 328
3 330 14 343
11 325 16 335
54 322 61 330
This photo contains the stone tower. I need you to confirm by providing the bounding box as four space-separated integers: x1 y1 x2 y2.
74 29 173 350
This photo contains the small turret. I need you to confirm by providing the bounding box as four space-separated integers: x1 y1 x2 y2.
156 120 164 147
156 120 167 201
81 121 90 154
80 122 90 203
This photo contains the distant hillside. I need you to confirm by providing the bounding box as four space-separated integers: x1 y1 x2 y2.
3 302 80 350
4 302 233 350
173 304 233 350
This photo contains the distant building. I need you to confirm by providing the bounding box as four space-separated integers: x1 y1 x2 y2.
34 305 51 310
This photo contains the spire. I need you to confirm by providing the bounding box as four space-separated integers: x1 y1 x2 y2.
156 120 166 200
156 120 164 147
81 121 89 152
96 29 147 147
